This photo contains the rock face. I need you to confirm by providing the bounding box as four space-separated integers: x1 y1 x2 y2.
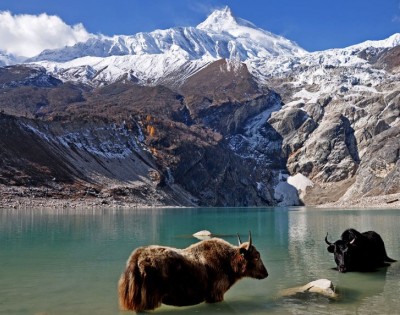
0 63 283 206
342 126 400 200
0 113 195 206
1 8 400 207
263 43 400 204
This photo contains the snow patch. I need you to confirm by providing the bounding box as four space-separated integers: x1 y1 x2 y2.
287 173 314 198
274 172 300 206
21 122 145 160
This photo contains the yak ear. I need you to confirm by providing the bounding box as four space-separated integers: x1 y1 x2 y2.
239 247 247 255
327 245 335 253
232 248 247 273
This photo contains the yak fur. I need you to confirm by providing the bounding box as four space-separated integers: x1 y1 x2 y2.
118 235 268 312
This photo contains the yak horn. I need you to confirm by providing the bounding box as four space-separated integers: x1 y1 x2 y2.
237 233 242 246
325 233 333 245
247 231 252 250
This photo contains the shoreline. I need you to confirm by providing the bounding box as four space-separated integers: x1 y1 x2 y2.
0 196 165 210
1 192 399 210
315 192 400 209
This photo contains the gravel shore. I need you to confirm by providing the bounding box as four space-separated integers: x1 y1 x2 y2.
0 196 159 209
1 193 399 210
315 192 400 209
0 185 399 210
0 185 166 209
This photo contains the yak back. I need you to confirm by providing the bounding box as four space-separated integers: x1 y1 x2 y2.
130 238 241 307
341 228 395 267
183 238 239 267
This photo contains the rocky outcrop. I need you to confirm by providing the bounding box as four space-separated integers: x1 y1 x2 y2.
1 36 400 207
260 40 400 205
0 64 285 207
341 125 400 200
285 112 359 182
373 46 400 73
0 113 196 206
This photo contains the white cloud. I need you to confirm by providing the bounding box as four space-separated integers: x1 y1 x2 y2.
0 11 92 58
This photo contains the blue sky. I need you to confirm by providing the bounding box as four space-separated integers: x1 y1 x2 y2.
0 0 399 54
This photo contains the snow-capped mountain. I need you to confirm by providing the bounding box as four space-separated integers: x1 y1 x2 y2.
0 50 24 66
32 6 305 62
27 5 400 91
28 6 307 85
1 6 399 208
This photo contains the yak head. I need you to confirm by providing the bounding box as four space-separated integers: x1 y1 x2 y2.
234 232 268 279
325 233 357 273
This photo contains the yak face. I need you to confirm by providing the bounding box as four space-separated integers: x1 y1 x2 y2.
326 233 357 273
327 240 356 272
235 232 268 279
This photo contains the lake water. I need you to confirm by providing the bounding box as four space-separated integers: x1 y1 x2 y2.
1 207 400 315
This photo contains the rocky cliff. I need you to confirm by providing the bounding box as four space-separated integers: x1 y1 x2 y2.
0 61 287 207
1 8 399 208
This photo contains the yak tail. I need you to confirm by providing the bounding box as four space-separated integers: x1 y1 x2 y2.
118 263 142 311
118 262 162 312
385 255 397 263
382 245 397 263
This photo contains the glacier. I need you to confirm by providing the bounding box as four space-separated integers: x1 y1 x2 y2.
21 4 400 108
26 6 307 86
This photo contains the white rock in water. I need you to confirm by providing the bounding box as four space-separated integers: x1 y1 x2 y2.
279 279 337 298
193 230 213 240
302 279 335 295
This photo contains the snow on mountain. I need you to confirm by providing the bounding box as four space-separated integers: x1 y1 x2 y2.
33 6 305 63
15 6 400 117
197 6 306 58
28 6 306 85
0 50 24 66
21 6 400 90
248 31 400 107
2 7 400 207
251 33 400 81
348 33 400 50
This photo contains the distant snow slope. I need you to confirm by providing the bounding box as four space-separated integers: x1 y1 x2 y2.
32 6 305 63
27 5 399 90
0 50 24 66
27 6 306 85
2 6 400 206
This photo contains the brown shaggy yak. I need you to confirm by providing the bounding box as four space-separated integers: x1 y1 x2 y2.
118 232 268 312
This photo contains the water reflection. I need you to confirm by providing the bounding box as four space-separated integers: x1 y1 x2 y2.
0 207 399 315
285 208 400 315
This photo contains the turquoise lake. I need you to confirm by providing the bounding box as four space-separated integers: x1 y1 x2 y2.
1 207 400 315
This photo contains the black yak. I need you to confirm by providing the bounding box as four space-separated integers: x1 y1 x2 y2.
325 228 396 272
118 232 268 312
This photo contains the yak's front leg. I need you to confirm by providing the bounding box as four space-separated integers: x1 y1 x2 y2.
205 290 225 303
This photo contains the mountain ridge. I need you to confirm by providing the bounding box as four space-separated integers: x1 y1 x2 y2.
30 7 305 63
9 7 397 92
0 7 399 208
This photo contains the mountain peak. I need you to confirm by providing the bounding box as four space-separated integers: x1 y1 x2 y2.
197 6 248 32
196 6 306 59
360 33 400 49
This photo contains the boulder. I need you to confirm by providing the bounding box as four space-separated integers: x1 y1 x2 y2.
193 230 213 240
279 279 337 298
